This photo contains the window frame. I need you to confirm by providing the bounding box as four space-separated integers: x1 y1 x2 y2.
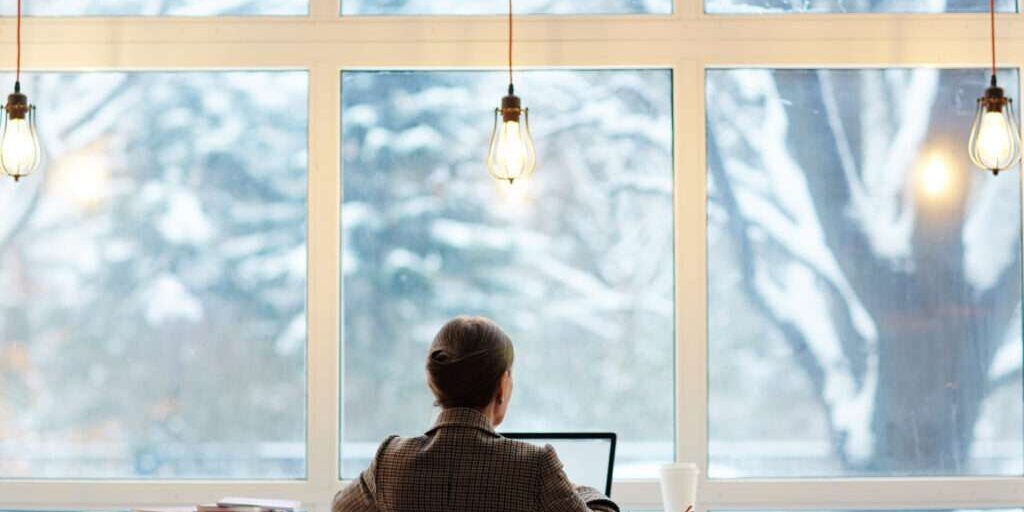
3 0 1024 510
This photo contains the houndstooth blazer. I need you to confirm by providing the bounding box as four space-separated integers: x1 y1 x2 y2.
333 408 620 512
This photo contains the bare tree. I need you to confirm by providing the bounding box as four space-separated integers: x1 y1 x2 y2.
707 68 1021 474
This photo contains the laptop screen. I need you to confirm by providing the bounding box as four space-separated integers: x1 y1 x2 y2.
501 433 616 496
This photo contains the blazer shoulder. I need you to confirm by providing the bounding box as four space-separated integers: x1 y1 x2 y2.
534 442 563 473
374 433 404 454
497 437 559 468
374 433 433 462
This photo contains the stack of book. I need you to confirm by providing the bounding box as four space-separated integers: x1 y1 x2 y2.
135 497 301 512
202 498 301 512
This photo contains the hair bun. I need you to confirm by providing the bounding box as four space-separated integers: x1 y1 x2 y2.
426 316 515 409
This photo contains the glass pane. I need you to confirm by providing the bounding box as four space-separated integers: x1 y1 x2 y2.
707 68 1023 478
343 0 671 15
341 69 674 479
0 72 308 478
707 0 1015 13
3 1 306 16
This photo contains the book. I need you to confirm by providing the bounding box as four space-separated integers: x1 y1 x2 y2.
134 497 299 512
198 506 265 512
216 498 301 512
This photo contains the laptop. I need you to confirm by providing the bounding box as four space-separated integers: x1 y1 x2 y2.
501 432 617 497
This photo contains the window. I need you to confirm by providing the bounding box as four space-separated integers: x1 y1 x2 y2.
706 0 1016 14
4 1 306 16
8 1 1024 511
707 68 1022 478
342 0 672 15
340 70 675 479
0 72 308 479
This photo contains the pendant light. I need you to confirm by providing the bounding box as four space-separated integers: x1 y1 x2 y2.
1 0 40 182
486 0 536 184
968 0 1022 176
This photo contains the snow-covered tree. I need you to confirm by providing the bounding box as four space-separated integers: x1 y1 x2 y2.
341 70 675 476
0 72 307 477
707 67 1022 475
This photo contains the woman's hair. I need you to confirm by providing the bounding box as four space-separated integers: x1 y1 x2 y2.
426 316 515 409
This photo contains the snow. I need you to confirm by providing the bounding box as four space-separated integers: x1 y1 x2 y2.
344 0 671 14
274 314 307 356
963 174 1021 293
989 312 1022 382
430 219 515 251
12 0 305 15
853 70 938 266
705 0 1002 13
157 190 216 245
144 274 203 325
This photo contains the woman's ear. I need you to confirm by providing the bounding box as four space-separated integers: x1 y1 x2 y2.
491 371 513 427
497 370 512 404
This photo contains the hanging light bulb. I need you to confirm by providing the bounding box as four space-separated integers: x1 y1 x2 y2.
1 82 41 181
1 0 41 182
969 77 1021 175
487 86 535 184
968 0 1022 175
486 0 536 184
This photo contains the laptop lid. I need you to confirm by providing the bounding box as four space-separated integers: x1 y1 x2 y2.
501 432 616 497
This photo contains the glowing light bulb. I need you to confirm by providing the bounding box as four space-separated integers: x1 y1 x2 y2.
0 86 41 182
976 112 1014 165
969 79 1022 175
486 91 536 184
498 120 526 174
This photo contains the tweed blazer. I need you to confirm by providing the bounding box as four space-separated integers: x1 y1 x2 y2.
333 408 620 512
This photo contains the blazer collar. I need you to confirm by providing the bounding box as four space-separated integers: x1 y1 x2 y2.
427 407 500 437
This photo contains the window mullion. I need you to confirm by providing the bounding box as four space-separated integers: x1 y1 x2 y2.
309 0 337 20
305 62 343 499
676 58 709 492
680 0 701 18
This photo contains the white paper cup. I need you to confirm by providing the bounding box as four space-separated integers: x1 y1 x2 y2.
659 463 699 512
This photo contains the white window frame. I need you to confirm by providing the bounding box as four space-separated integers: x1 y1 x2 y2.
2 0 1024 510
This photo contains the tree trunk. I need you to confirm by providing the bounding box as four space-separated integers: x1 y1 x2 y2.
869 305 986 473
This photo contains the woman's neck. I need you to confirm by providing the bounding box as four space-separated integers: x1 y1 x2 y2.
478 402 502 428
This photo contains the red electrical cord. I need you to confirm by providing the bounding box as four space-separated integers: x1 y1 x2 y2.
16 0 21 85
508 0 513 88
987 0 995 78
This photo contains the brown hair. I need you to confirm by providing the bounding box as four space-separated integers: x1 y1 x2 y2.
426 316 515 409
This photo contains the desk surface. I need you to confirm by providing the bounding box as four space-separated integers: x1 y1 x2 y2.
2 507 663 512
0 507 659 512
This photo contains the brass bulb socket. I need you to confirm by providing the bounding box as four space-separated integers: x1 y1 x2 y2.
981 85 1009 113
5 91 29 120
501 93 523 122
